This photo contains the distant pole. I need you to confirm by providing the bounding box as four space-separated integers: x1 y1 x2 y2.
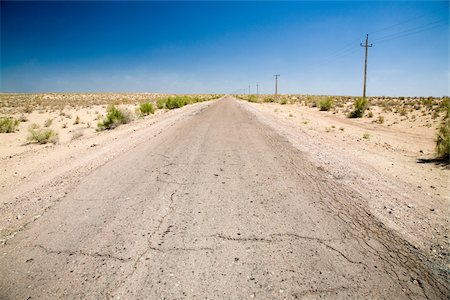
256 83 259 98
248 85 251 95
360 34 373 100
274 74 280 98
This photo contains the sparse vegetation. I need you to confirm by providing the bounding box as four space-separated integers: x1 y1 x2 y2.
27 124 58 144
435 102 449 160
376 115 385 124
0 117 20 133
156 98 166 109
247 95 258 103
73 116 80 125
363 132 370 139
348 98 368 118
165 96 187 109
97 105 133 130
319 97 333 111
435 119 449 160
139 102 155 116
279 98 288 105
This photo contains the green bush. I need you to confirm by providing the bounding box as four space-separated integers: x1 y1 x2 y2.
139 102 155 116
0 117 20 133
247 95 258 103
435 108 449 160
97 105 132 130
156 98 166 109
279 98 288 105
165 96 187 109
27 124 58 144
348 98 368 118
319 97 334 111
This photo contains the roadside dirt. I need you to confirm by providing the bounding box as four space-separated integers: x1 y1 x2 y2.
0 97 448 299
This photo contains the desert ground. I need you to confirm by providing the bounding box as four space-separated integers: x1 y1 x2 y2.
0 94 448 299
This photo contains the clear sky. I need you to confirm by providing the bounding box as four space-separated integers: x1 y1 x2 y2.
1 1 448 96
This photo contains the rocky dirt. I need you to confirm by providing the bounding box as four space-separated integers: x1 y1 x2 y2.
0 96 448 299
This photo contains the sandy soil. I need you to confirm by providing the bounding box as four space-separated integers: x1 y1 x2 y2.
0 96 448 299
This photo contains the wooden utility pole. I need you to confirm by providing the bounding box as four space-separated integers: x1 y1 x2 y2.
274 75 280 98
256 83 259 98
360 34 373 100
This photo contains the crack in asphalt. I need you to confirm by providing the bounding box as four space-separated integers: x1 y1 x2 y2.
210 233 366 267
147 246 215 252
292 285 351 297
106 191 178 298
32 244 131 262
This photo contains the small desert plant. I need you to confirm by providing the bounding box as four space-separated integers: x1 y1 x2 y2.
319 97 333 111
0 117 20 133
435 103 449 160
139 102 155 116
247 95 258 103
432 111 440 120
97 105 132 130
288 113 293 117
279 98 288 105
27 124 58 144
165 96 187 109
62 123 67 129
367 111 373 118
44 118 53 127
156 98 166 109
348 98 368 118
435 119 449 160
376 115 385 124
73 116 80 125
363 132 370 139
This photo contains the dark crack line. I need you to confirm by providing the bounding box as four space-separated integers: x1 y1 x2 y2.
32 244 131 262
210 233 366 266
148 246 214 252
293 285 351 297
106 191 177 298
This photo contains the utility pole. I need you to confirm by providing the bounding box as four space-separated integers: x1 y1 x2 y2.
274 75 280 99
360 34 373 100
256 83 259 98
248 85 251 95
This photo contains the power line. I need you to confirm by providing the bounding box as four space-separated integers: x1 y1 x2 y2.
372 19 447 43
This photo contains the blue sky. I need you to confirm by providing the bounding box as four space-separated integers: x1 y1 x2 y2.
1 1 448 96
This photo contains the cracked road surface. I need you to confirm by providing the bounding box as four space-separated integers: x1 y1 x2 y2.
0 97 447 299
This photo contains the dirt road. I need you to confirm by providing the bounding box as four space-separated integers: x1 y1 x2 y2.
0 97 447 299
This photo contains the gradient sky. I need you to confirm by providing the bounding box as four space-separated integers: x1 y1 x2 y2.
1 1 448 96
